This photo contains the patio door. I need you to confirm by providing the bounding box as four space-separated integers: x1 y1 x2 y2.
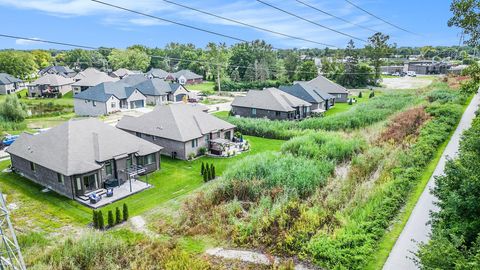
83 174 98 192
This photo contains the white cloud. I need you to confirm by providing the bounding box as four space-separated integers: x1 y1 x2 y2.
15 37 41 45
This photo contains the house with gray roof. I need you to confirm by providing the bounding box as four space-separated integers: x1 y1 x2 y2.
231 87 312 120
306 75 349 102
0 73 23 95
74 80 147 116
72 68 118 94
279 82 335 113
7 118 162 201
146 68 170 79
172 70 203 85
111 68 141 79
39 65 76 78
28 74 74 97
129 78 190 105
117 103 235 160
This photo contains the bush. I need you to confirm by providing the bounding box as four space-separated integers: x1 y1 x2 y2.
187 152 196 160
97 211 104 230
201 162 205 176
215 80 286 91
108 210 114 228
358 91 363 98
122 204 129 221
92 210 98 229
0 95 27 122
115 207 122 224
369 91 375 98
198 147 207 156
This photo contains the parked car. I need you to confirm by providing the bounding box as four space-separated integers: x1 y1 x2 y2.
407 71 417 77
2 135 19 146
188 98 198 103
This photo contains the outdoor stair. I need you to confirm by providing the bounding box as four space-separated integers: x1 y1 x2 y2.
77 188 107 201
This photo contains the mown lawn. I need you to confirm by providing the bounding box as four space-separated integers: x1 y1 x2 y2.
187 81 215 93
324 93 375 116
0 135 284 228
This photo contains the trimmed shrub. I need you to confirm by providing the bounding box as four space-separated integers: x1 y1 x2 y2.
358 91 363 98
108 210 114 228
97 211 104 230
115 207 122 224
92 210 98 229
122 204 129 222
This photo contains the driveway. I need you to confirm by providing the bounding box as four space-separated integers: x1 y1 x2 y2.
383 92 480 269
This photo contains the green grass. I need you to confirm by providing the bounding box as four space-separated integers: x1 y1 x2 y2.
1 136 284 229
25 113 78 130
187 81 215 93
324 94 374 116
365 94 474 270
212 111 229 118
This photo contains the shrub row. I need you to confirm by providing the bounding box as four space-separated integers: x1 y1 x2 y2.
214 80 285 92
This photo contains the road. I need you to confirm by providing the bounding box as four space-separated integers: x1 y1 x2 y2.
383 92 480 270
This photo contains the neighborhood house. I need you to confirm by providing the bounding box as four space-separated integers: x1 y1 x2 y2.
0 73 23 95
146 68 203 85
231 87 312 120
6 118 163 203
28 74 74 97
306 75 349 102
131 78 190 105
279 82 335 113
116 103 236 160
39 65 76 78
72 68 118 94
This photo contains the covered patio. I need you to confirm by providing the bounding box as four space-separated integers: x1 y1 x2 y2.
208 138 249 157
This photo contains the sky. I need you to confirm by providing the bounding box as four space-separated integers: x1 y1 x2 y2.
0 0 463 50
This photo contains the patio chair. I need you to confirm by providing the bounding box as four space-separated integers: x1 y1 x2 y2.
106 188 114 197
89 193 102 204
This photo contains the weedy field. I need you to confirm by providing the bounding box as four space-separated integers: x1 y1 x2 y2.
0 80 472 269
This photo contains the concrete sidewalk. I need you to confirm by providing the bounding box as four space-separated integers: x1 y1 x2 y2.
383 93 480 269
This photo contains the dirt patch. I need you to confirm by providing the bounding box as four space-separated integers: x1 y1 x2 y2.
382 76 434 90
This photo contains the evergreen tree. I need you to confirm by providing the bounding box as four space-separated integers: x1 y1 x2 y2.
92 210 98 229
203 170 208 182
201 162 205 175
108 210 114 228
348 99 353 105
123 203 129 221
115 207 122 224
369 91 375 98
204 166 210 182
358 91 363 98
212 164 216 179
98 210 104 230
208 164 214 180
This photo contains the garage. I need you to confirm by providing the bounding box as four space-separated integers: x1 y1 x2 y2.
130 100 144 109
175 94 187 102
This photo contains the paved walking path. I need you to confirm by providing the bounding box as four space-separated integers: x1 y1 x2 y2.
383 93 480 269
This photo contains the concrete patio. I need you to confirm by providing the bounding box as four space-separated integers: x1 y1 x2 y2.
75 179 151 209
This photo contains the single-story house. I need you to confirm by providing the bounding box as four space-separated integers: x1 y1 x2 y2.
146 68 170 79
306 75 349 102
172 70 203 85
405 60 451 75
74 81 147 116
129 78 190 105
111 68 141 79
0 73 23 95
7 118 162 199
279 82 335 113
231 87 312 120
39 65 76 78
28 74 74 97
116 103 235 160
72 68 118 94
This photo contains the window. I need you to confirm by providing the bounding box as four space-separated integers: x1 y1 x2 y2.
205 134 210 143
153 136 156 141
191 139 198 148
146 154 155 165
30 162 36 172
92 101 96 107
251 108 257 116
111 102 116 108
57 173 64 184
275 111 281 117
76 177 81 190
136 132 142 138
126 155 133 169
105 161 113 175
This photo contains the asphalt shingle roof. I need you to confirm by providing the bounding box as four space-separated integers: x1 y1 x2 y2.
128 78 184 96
231 87 311 112
6 118 162 176
31 74 74 87
72 68 118 87
307 75 349 94
39 65 75 77
117 103 235 142
0 73 22 85
146 68 170 79
173 70 203 80
279 82 334 103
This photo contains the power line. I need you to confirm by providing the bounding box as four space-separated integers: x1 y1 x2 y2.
0 34 96 49
161 0 336 48
91 0 248 43
295 0 379 34
344 0 419 36
256 0 366 42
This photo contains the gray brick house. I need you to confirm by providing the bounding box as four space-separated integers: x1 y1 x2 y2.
6 118 162 199
28 74 74 97
116 103 235 160
231 87 312 120
0 73 23 95
279 82 335 113
306 75 349 102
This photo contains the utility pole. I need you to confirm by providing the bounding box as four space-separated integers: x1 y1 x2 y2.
217 67 221 93
0 193 25 270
